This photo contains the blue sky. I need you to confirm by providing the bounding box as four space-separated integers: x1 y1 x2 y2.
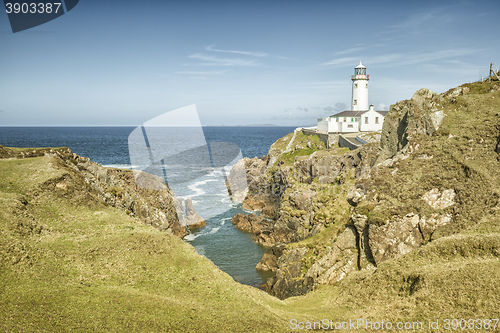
1 0 499 126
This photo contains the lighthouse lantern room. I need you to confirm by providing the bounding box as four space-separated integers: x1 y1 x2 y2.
351 62 369 111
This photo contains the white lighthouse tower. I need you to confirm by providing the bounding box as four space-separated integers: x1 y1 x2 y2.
351 62 369 111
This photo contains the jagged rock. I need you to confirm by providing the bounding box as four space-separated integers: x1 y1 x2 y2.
256 244 285 272
173 198 187 227
305 227 357 285
421 188 456 209
232 213 268 234
368 213 423 265
347 187 365 206
185 198 206 229
226 158 248 203
265 247 313 299
418 213 452 241
350 214 376 269
445 86 471 98
242 198 265 211
380 88 443 159
0 147 188 238
351 214 368 234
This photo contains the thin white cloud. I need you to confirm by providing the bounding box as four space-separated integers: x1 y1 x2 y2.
176 70 228 75
188 53 259 67
321 57 359 67
334 46 366 56
205 44 298 62
322 49 479 68
205 44 268 57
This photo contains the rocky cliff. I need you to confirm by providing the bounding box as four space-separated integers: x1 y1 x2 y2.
0 146 187 237
231 79 500 299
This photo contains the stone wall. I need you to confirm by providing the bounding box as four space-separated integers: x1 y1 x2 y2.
301 128 339 148
338 135 361 150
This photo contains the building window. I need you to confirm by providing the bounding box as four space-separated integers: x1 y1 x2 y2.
365 117 368 124
354 83 358 88
375 117 379 124
347 124 353 128
353 99 357 105
336 117 339 122
351 118 354 122
366 83 368 88
343 117 346 122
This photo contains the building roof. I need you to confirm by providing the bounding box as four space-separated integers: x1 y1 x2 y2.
330 109 388 117
355 61 366 69
331 110 366 117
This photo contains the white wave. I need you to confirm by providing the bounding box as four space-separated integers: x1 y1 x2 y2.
208 227 220 234
183 227 220 242
103 164 134 169
184 233 198 241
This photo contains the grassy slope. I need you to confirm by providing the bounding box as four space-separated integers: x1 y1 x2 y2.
0 155 301 332
1 80 499 332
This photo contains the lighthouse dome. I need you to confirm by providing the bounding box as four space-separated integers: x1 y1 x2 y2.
355 61 366 69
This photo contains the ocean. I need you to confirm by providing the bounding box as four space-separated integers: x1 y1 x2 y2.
0 126 296 286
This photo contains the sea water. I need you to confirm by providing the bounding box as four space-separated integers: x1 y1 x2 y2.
0 126 295 286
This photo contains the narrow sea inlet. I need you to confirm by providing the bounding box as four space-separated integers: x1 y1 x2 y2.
0 126 296 286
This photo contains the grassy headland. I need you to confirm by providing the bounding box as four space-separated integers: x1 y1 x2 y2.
1 79 500 332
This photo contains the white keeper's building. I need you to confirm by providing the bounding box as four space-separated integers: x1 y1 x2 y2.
317 62 388 134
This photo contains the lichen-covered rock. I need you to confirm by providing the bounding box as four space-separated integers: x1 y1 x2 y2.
419 213 452 241
421 188 456 209
55 150 187 237
232 213 268 234
347 187 365 206
256 244 285 272
368 213 423 265
265 247 313 299
380 88 444 159
305 227 358 285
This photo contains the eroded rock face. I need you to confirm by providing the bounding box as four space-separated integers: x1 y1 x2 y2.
232 213 269 234
61 151 187 237
368 213 423 265
231 213 300 247
419 214 452 241
305 227 358 285
265 247 313 299
184 198 206 230
256 245 285 272
421 188 456 210
380 88 444 159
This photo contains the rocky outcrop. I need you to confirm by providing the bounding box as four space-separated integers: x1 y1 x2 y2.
256 245 285 272
304 227 358 285
232 213 298 247
236 80 499 299
380 88 444 159
184 198 206 229
264 247 313 299
0 146 188 238
421 188 455 210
